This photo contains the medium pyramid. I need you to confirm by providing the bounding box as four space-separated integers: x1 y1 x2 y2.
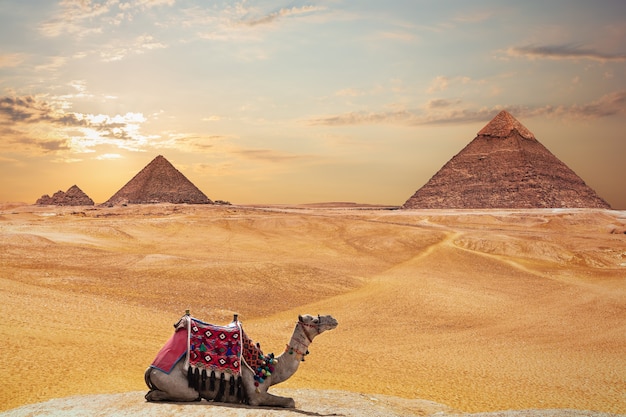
402 110 611 209
104 155 212 205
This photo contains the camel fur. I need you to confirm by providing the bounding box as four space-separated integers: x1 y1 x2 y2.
144 314 338 408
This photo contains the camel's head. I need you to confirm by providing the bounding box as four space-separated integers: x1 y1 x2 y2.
298 314 338 336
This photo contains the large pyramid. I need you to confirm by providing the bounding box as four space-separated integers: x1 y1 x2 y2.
402 110 611 209
104 155 212 205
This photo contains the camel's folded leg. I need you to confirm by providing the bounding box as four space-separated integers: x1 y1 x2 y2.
144 367 200 402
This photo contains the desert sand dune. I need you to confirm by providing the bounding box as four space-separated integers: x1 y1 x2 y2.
0 203 624 415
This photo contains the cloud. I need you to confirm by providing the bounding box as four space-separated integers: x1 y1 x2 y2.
0 53 27 68
39 0 176 38
133 0 176 9
505 44 626 63
233 148 312 163
426 75 473 94
35 56 67 72
190 3 327 43
0 94 152 155
100 34 167 62
376 31 417 42
96 153 123 160
242 5 324 27
306 91 626 127
307 110 417 126
427 99 461 109
39 0 112 37
426 76 449 93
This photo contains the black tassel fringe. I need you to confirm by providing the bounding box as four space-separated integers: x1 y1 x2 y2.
237 376 244 401
194 368 200 390
215 373 226 402
201 369 207 391
187 366 193 388
187 367 246 403
209 370 216 391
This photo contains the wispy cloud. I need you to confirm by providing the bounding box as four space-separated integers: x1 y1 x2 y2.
96 153 123 160
39 0 177 39
35 56 67 72
39 0 113 37
0 53 27 68
306 91 626 127
307 110 417 126
188 3 327 44
426 75 473 94
242 5 324 27
505 44 626 63
100 34 167 62
234 148 312 163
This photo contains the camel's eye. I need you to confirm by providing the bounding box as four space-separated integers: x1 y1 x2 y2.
313 317 319 324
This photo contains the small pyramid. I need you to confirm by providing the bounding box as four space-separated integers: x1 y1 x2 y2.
402 110 611 209
103 155 212 205
36 185 95 206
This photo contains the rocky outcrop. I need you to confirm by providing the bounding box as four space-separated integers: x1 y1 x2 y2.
402 110 611 209
103 155 212 206
36 185 95 206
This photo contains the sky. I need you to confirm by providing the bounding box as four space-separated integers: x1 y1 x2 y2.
1 1 625 208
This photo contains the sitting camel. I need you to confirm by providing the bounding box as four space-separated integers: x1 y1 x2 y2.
145 313 338 408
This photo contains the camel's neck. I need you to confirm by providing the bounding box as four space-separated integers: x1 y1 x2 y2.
270 322 317 386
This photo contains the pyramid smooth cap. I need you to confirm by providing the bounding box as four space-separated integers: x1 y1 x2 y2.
477 110 535 139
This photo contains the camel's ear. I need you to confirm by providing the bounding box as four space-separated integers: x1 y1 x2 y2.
298 315 303 322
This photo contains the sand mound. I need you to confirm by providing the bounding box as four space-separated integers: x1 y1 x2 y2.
1 390 620 417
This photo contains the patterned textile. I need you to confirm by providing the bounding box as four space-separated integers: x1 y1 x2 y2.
241 332 264 371
188 318 242 375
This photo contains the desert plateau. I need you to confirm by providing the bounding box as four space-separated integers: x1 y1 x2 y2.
1 203 625 416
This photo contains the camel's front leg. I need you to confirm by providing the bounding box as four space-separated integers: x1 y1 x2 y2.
249 391 296 408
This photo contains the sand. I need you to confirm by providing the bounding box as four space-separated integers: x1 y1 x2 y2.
0 203 624 415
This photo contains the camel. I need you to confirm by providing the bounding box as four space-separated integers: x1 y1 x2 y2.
145 313 338 408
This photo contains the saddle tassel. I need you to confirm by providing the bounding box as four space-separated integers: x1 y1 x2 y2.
201 369 207 391
187 366 194 388
229 375 235 396
215 373 226 401
209 370 216 391
194 367 201 391
237 376 244 402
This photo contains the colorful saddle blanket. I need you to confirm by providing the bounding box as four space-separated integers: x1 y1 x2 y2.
188 318 242 375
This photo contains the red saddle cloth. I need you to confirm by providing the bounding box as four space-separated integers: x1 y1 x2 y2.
150 326 187 374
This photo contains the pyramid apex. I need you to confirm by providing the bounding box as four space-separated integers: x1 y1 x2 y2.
477 110 535 139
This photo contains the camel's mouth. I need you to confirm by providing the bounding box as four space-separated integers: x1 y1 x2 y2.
325 317 338 330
